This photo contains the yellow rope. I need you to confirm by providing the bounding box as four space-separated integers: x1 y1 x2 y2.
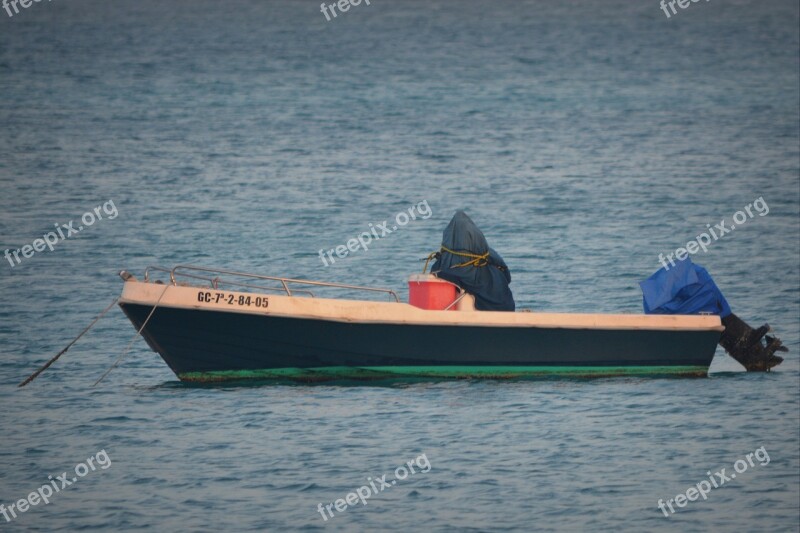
423 246 490 273
422 252 439 274
442 246 490 268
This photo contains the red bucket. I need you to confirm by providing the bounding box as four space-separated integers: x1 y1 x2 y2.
408 274 458 310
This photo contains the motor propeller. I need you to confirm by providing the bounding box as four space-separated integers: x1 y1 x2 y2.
718 313 787 371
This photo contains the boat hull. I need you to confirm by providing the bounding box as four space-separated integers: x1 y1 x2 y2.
118 282 722 381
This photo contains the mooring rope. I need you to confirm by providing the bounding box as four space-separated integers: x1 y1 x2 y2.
18 298 120 388
93 284 170 387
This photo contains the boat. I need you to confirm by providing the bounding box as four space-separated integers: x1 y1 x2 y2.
117 265 725 382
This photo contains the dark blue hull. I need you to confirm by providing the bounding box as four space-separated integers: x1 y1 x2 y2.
119 303 721 382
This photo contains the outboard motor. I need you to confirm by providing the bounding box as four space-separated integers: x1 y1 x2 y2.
640 258 786 371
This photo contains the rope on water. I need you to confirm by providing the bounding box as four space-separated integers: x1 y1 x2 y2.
18 298 120 388
93 284 170 387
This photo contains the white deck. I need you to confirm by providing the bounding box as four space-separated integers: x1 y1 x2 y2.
120 280 725 332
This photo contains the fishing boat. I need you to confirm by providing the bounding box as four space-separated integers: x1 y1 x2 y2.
15 212 781 389
111 211 785 383
117 265 725 382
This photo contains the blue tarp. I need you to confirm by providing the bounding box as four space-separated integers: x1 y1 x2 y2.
431 211 515 311
639 257 731 317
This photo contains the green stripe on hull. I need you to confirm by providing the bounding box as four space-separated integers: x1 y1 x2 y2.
178 365 709 382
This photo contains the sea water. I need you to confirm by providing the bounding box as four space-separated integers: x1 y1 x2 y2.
0 0 798 530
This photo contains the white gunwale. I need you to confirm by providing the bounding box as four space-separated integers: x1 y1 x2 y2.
120 281 725 332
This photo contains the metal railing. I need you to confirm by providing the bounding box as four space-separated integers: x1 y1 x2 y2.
144 266 317 297
144 265 400 302
145 266 215 285
443 291 467 311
